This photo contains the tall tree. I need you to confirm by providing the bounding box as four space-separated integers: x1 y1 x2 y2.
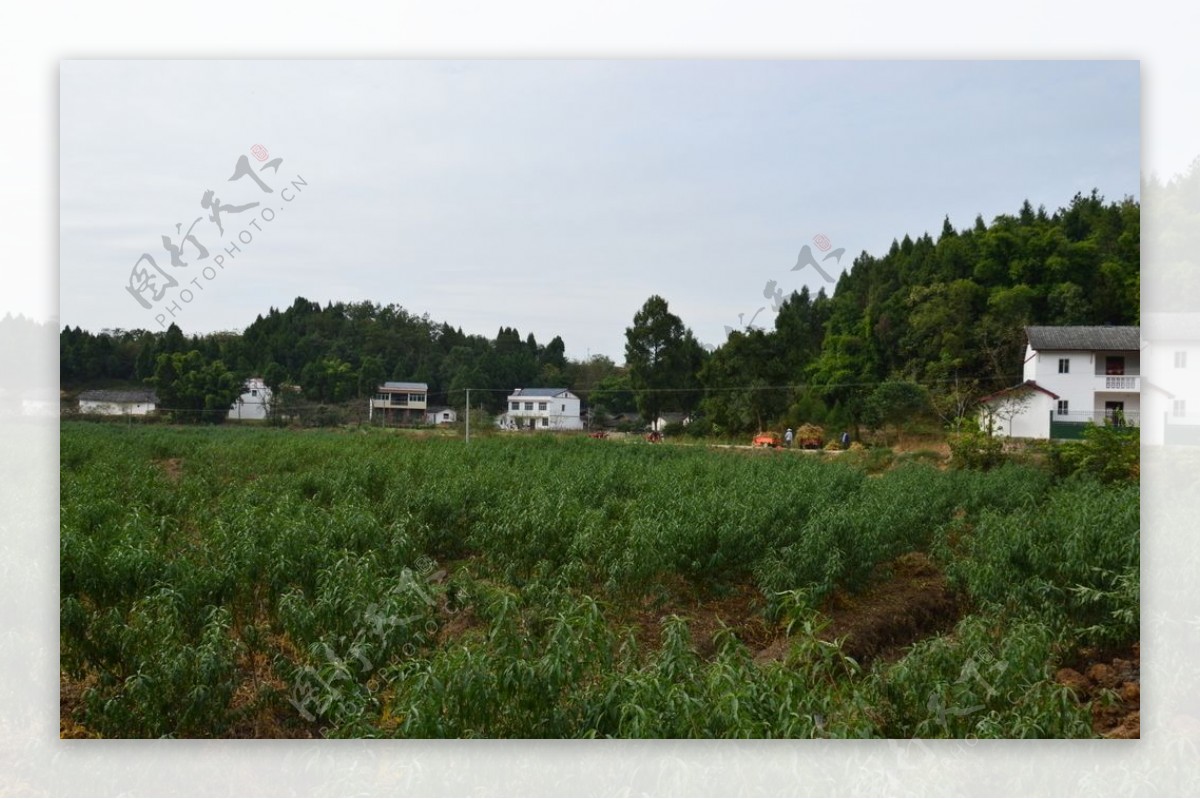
624 295 702 426
699 329 788 434
150 350 243 424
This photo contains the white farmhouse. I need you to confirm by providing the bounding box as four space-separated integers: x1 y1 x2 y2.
228 377 272 421
78 389 158 416
501 387 583 431
980 326 1139 439
425 406 458 425
653 412 692 432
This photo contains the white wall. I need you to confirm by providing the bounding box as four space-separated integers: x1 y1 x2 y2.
79 400 155 416
228 379 272 421
503 392 583 430
982 392 1053 439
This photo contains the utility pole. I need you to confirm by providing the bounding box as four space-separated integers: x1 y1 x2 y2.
465 388 470 444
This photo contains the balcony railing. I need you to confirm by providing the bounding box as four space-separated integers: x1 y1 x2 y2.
1097 375 1139 391
371 397 427 408
1052 410 1140 427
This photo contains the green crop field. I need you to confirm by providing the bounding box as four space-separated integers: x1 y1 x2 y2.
59 421 1138 738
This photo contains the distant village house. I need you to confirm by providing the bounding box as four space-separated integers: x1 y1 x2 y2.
78 389 158 416
500 388 583 431
369 381 428 423
653 412 693 432
425 406 458 426
228 377 272 421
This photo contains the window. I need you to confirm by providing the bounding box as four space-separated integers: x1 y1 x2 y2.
1058 358 1070 374
1176 351 1188 369
1057 400 1069 417
524 402 534 411
409 393 424 403
1175 399 1187 418
250 389 258 397
561 404 566 411
538 402 548 411
1105 356 1125 376
510 402 518 411
540 417 549 427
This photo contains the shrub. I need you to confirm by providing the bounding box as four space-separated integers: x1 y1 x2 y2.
1050 424 1138 484
948 426 1004 470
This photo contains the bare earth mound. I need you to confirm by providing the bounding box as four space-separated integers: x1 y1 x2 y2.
755 552 960 666
1055 642 1140 738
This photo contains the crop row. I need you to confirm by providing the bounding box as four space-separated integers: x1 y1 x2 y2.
60 422 1136 737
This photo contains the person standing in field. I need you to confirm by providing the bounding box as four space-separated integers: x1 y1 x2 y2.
784 428 794 448
840 430 850 448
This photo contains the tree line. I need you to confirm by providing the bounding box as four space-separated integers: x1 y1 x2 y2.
60 297 635 422
61 190 1138 430
623 190 1138 436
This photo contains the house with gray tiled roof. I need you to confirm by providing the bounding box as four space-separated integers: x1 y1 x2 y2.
980 326 1140 439
424 406 458 426
78 389 158 416
500 387 583 431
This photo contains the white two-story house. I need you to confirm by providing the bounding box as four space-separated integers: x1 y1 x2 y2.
500 387 583 431
979 326 1140 439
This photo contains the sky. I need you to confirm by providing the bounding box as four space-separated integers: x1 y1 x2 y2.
60 60 1140 363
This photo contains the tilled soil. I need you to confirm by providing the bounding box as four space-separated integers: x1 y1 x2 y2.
1055 642 1140 738
754 552 961 666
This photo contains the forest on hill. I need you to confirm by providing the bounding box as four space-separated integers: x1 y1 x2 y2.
59 189 1139 432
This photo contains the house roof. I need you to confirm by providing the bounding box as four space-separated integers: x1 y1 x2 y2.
381 381 428 391
79 389 158 404
510 387 573 397
1025 326 1140 352
978 380 1059 404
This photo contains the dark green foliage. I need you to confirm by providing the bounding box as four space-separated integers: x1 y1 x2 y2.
869 616 1093 738
150 350 243 423
947 426 1004 470
863 379 930 443
1050 424 1139 484
943 477 1138 648
624 295 706 423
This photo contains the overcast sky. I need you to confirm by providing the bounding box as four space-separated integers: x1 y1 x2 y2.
59 60 1140 362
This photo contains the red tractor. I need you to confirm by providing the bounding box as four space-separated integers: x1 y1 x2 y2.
752 432 781 448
